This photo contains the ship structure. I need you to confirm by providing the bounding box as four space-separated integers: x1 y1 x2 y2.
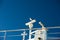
25 18 47 40
0 18 60 40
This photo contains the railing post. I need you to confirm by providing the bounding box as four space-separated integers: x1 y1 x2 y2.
21 30 27 40
4 31 6 40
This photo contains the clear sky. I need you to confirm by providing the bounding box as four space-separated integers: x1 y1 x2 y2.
0 0 60 40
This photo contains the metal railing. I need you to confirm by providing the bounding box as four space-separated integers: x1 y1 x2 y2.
0 26 60 40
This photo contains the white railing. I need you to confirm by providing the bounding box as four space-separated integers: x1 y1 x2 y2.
0 26 60 40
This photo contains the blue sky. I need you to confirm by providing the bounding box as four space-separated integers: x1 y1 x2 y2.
0 0 60 40
0 0 60 29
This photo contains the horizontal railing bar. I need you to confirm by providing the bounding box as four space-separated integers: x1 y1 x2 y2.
0 26 60 32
